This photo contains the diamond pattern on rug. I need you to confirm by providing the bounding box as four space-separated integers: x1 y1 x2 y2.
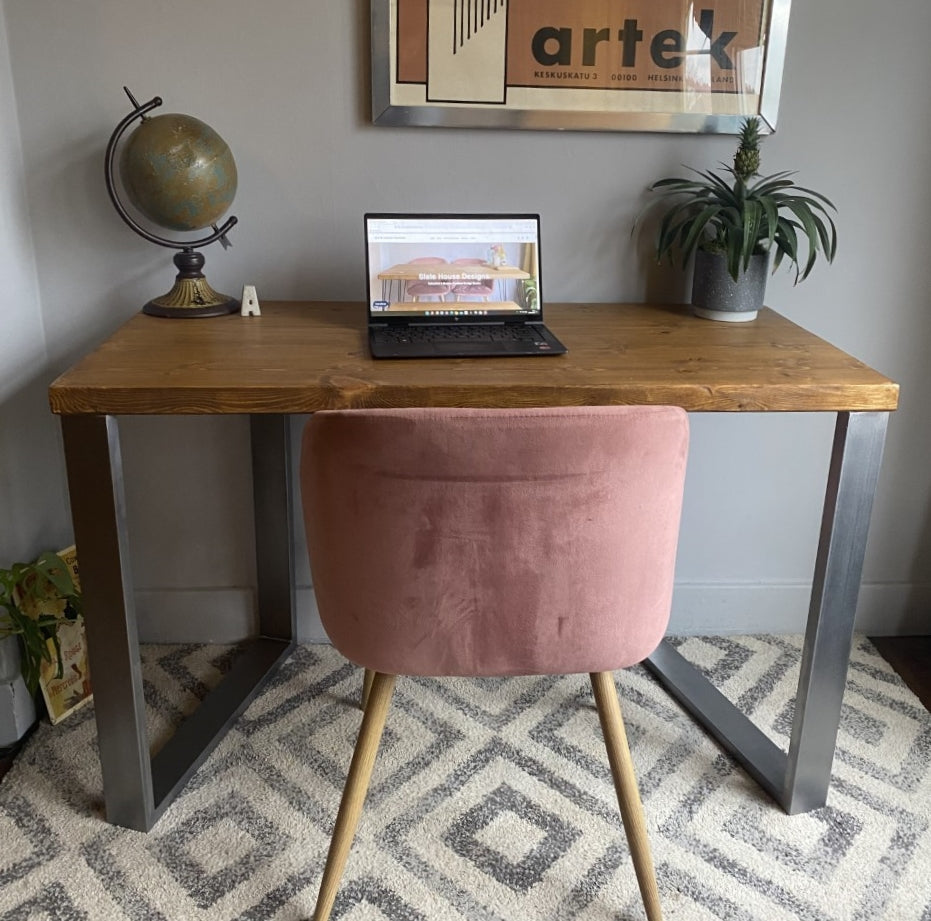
0 636 929 920
151 796 287 909
443 782 581 892
0 880 89 921
0 793 61 885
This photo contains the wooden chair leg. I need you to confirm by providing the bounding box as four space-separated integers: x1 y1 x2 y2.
590 671 663 921
360 668 374 711
313 671 397 921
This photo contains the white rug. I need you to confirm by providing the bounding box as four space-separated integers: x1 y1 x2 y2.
1 636 929 920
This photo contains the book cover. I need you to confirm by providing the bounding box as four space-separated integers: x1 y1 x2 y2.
38 546 93 725
40 615 92 724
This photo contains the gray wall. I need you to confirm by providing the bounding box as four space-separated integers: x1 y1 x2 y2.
1 0 929 641
0 8 71 566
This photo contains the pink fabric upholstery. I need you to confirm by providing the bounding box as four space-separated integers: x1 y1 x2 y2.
301 406 688 677
450 258 495 299
404 256 451 300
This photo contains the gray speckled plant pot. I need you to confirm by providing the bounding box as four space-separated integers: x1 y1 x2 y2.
691 249 769 322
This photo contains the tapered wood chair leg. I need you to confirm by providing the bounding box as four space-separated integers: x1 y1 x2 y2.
590 671 663 921
313 672 397 921
360 668 375 711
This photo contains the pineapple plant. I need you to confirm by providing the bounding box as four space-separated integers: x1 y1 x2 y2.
732 116 762 181
636 116 837 285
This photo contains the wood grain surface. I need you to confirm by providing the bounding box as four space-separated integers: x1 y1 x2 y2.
48 302 899 416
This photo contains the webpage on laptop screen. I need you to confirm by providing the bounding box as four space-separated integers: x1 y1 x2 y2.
365 215 541 320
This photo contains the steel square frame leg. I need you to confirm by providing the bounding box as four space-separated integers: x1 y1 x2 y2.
61 413 296 831
645 411 890 814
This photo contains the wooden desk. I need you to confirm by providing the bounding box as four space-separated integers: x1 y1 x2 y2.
49 302 898 830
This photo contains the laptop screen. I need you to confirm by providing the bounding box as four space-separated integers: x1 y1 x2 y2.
364 213 542 323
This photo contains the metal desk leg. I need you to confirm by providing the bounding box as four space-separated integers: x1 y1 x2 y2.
61 414 296 831
250 414 297 641
783 410 889 812
61 415 152 829
646 411 889 814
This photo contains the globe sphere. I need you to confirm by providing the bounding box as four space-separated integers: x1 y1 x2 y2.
118 113 237 233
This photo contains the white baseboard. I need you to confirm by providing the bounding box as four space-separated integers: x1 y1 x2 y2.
133 581 931 644
670 582 931 636
135 587 328 644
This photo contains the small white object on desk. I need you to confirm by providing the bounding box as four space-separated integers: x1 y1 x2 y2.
240 285 261 317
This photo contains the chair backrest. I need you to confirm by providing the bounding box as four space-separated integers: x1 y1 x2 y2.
301 406 688 678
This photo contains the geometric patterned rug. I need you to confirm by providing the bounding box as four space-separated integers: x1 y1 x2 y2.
1 636 929 920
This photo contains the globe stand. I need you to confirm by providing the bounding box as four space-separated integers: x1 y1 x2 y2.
143 249 239 318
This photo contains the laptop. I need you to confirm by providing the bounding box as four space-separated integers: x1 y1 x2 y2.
364 213 567 358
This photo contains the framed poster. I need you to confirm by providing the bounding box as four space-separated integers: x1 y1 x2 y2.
372 0 791 133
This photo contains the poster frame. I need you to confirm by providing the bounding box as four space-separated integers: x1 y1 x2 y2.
372 0 791 134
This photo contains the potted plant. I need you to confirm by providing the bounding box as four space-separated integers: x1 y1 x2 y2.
638 117 838 321
0 549 82 698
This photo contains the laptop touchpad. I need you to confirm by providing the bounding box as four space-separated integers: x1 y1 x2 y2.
435 342 505 354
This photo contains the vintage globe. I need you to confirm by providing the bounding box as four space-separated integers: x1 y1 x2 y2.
105 90 240 317
118 113 237 233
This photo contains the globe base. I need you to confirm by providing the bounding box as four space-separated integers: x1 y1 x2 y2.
142 250 240 318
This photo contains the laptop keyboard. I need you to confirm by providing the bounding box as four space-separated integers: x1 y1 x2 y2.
375 325 546 344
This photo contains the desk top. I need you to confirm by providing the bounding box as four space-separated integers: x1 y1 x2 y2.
48 301 899 416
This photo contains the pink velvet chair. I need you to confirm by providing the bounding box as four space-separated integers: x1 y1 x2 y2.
450 256 496 301
300 406 689 921
404 255 451 301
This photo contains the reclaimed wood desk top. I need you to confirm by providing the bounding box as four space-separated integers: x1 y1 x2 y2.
48 301 899 416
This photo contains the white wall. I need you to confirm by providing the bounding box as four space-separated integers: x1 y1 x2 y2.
1 0 929 639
